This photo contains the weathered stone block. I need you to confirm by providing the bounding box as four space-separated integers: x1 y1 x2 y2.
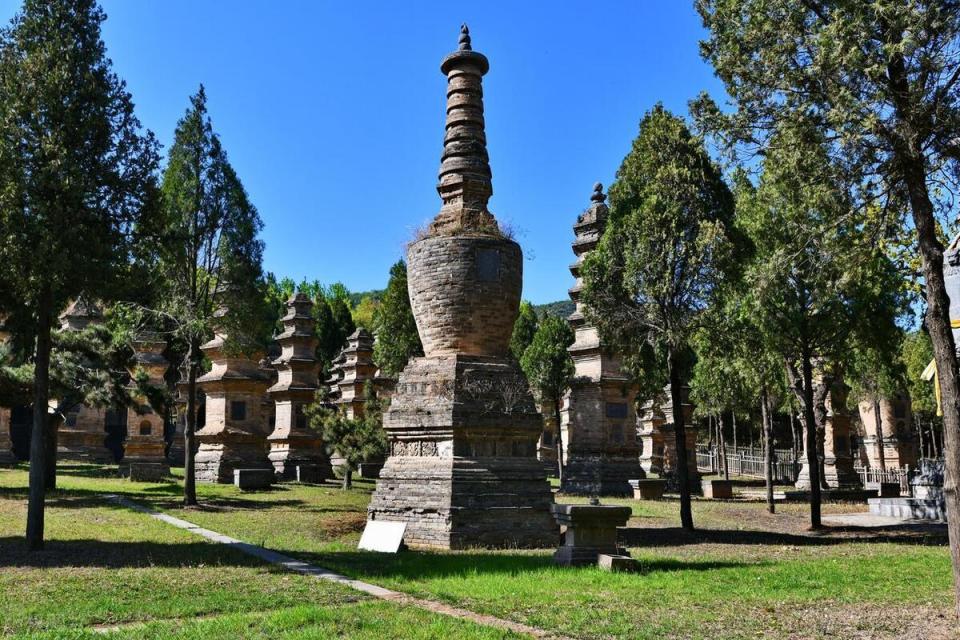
702 479 733 499
873 482 901 498
128 462 169 482
294 464 324 484
234 468 274 491
598 553 639 572
551 502 631 567
629 478 666 500
358 462 383 479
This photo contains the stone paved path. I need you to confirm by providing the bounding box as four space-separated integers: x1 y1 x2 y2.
105 494 569 640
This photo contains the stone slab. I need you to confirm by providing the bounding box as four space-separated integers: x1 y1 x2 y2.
295 464 324 484
358 520 407 553
234 468 274 491
358 462 383 479
598 553 638 572
702 479 733 499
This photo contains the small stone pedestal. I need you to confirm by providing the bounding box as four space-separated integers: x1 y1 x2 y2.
127 462 168 482
551 502 632 567
702 479 733 499
629 478 665 500
234 468 274 491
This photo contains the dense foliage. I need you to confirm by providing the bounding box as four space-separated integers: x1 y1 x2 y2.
372 260 422 377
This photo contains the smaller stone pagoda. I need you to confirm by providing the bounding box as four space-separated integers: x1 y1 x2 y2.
56 297 116 463
267 293 330 480
857 394 917 469
560 183 643 496
122 333 170 473
194 319 272 483
335 329 378 418
638 384 699 490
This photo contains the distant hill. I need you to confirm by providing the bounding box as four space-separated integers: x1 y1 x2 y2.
534 300 574 319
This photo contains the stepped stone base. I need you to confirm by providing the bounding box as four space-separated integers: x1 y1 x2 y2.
268 443 331 482
367 355 557 549
561 456 642 497
869 497 946 522
195 439 271 484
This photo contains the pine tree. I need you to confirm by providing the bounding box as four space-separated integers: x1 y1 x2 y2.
372 260 423 377
581 105 737 531
0 0 160 549
510 301 539 361
519 316 574 480
150 86 267 506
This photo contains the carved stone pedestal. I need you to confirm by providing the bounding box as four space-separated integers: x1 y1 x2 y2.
369 355 556 549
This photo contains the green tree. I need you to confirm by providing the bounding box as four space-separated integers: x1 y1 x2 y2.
372 260 423 377
330 297 355 353
695 1 960 597
510 301 539 361
735 122 905 528
149 86 267 506
901 330 942 458
519 316 574 482
352 296 378 331
581 105 737 530
306 381 387 490
0 0 160 549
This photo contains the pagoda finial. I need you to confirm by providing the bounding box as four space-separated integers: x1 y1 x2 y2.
429 26 497 236
592 182 606 203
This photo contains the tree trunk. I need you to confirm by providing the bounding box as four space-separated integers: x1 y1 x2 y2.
183 338 199 507
554 397 564 484
801 354 822 529
342 467 352 490
668 349 694 530
762 390 775 514
874 399 886 471
790 411 801 476
732 411 738 454
26 290 53 551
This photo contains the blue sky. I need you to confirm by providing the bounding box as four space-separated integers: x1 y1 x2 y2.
0 1 727 304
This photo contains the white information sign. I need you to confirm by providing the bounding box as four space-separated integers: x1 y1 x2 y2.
358 520 406 553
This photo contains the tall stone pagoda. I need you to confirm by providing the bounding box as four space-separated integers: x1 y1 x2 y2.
367 26 556 549
0 316 16 465
194 318 273 483
56 297 116 463
856 394 918 469
559 183 643 496
123 333 170 473
639 385 700 489
267 293 330 480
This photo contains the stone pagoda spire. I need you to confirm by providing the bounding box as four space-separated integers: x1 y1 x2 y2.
267 293 330 481
335 329 377 419
123 332 170 476
429 24 498 236
560 184 643 496
367 27 556 549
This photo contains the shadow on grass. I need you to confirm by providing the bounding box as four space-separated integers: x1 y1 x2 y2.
0 537 289 570
279 548 753 583
618 525 948 548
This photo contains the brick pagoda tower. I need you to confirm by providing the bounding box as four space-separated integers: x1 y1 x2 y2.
122 333 170 473
267 293 330 480
639 385 700 490
367 26 556 549
194 319 272 483
56 297 116 463
560 183 643 495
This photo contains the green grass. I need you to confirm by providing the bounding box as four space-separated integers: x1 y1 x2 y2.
0 463 953 639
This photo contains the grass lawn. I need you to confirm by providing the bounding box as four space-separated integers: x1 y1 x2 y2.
0 463 954 639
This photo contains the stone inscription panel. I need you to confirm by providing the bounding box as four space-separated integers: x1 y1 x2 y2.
476 248 501 282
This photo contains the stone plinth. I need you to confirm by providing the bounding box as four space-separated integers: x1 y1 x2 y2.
367 26 555 549
123 335 170 475
559 184 643 497
195 331 272 483
128 462 168 482
630 478 666 500
702 479 733 499
234 468 274 490
267 294 330 480
857 394 918 469
551 502 631 566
